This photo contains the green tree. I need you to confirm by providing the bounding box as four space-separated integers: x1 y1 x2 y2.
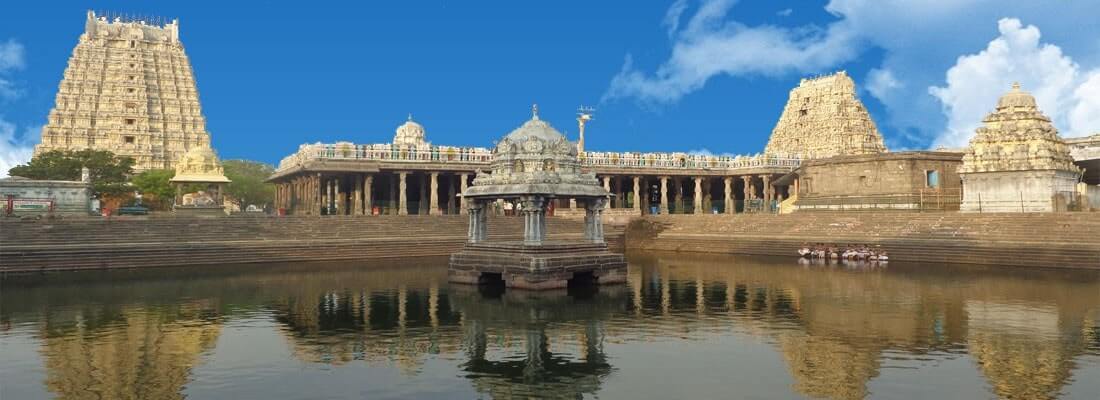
8 149 135 197
222 159 275 209
130 169 176 210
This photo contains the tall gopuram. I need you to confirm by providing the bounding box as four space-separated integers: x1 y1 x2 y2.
34 11 211 171
959 83 1082 212
764 71 887 159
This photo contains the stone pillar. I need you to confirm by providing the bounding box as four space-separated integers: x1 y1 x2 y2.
673 178 683 214
693 177 703 214
459 173 469 215
398 171 408 215
419 174 428 215
446 175 456 215
742 175 752 202
521 196 547 245
364 175 373 215
632 176 641 212
724 177 733 214
703 179 712 214
323 178 331 214
583 198 606 243
659 176 669 215
761 175 772 211
607 176 616 210
354 176 363 215
429 172 441 215
389 174 397 215
467 200 487 243
335 177 344 215
313 174 321 215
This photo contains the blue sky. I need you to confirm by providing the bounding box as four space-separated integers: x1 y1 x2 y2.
3 1 1100 174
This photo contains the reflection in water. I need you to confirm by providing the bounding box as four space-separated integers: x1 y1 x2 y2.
2 253 1099 399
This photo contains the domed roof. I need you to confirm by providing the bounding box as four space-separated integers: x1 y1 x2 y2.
995 82 1038 110
170 145 230 183
463 105 606 199
393 114 428 147
499 105 569 146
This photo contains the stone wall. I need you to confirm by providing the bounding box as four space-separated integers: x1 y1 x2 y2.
0 176 91 216
961 170 1079 212
794 151 963 211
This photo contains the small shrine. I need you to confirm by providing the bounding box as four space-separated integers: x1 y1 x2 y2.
959 83 1083 212
169 145 231 217
448 105 626 290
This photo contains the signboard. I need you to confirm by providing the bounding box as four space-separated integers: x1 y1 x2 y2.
5 198 53 215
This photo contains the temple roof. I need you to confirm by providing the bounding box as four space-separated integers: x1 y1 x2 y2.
170 146 231 183
463 105 608 199
995 82 1039 111
962 83 1079 174
393 114 429 148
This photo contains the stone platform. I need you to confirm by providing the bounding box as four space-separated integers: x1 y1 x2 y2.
448 241 627 290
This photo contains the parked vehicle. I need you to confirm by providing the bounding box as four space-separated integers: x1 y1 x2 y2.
116 205 149 215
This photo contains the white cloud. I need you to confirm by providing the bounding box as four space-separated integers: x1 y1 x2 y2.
866 68 902 100
928 18 1096 148
662 0 689 39
603 0 862 105
777 8 793 17
687 148 736 157
0 118 38 178
605 1 1100 149
1068 71 1100 137
0 39 25 101
0 39 24 70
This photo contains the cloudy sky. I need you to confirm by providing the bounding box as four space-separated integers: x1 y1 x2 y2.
2 1 1099 176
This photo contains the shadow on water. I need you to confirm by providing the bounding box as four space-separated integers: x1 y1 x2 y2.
1 251 1098 400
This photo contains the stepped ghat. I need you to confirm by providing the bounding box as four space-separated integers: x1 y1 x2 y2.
628 212 1100 269
34 11 211 171
0 216 627 273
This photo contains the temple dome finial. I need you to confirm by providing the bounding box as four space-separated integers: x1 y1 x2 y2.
532 104 539 120
996 82 1037 110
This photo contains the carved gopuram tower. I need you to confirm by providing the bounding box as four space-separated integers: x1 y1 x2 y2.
34 11 211 171
764 71 887 159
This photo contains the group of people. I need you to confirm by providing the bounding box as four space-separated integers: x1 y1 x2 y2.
798 243 888 262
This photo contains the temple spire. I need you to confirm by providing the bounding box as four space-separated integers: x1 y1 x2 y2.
532 104 539 120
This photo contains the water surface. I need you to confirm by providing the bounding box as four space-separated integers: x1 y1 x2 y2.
2 253 1099 399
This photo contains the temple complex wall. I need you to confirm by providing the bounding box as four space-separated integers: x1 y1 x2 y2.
793 152 963 211
34 11 211 171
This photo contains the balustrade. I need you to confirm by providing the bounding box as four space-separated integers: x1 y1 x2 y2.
277 143 801 173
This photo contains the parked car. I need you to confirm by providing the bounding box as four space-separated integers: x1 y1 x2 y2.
116 205 149 215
